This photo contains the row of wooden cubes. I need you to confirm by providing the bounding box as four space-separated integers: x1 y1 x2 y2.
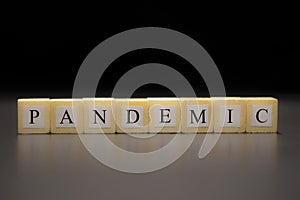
18 97 278 134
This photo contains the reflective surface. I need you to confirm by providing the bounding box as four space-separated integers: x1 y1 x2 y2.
1 96 300 200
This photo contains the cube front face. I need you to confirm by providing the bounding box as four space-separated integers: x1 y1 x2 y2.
213 98 246 133
115 99 149 133
50 99 83 134
180 98 213 133
148 98 181 133
18 99 50 134
83 98 115 133
246 97 278 133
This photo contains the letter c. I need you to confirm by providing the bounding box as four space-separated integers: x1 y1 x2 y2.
256 108 268 123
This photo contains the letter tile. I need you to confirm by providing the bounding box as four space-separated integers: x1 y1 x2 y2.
115 98 149 133
148 98 181 133
213 97 246 133
83 98 115 133
18 98 50 134
50 99 83 133
180 98 213 133
245 97 278 133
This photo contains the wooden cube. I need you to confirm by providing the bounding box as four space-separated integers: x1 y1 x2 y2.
83 98 115 133
148 98 181 133
245 97 278 133
18 98 50 134
50 99 83 134
115 98 148 133
213 97 246 133
180 98 213 133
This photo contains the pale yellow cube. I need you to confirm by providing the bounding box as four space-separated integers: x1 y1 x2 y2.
148 98 181 133
18 98 50 134
180 98 213 133
50 99 83 134
245 97 278 133
115 98 148 133
213 97 246 133
83 98 115 133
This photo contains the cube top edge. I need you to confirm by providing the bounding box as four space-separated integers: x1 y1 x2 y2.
50 99 82 102
243 97 278 101
180 97 211 101
18 98 50 102
147 97 179 101
82 97 114 101
115 98 148 102
211 97 241 100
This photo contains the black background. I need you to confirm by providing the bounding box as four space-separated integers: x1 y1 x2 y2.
1 3 299 98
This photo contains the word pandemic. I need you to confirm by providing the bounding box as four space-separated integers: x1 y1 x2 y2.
18 97 278 134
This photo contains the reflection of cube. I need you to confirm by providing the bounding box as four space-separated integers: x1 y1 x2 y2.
50 99 83 134
83 98 115 133
245 97 278 133
18 99 50 134
148 98 181 133
213 97 246 133
180 98 213 133
115 99 149 133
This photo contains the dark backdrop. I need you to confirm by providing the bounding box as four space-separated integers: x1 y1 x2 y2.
1 4 299 98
